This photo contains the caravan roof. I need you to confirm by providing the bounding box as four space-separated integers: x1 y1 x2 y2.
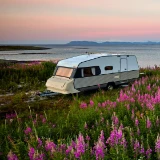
57 53 121 68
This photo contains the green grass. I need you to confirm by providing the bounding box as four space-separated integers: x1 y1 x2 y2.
0 64 160 159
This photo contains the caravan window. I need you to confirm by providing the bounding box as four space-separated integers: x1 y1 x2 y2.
105 66 113 70
83 67 94 77
55 67 73 78
74 66 101 78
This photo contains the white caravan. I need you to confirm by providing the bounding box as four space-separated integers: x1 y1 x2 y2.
46 53 139 94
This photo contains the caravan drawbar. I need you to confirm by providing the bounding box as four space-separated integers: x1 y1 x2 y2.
46 53 139 94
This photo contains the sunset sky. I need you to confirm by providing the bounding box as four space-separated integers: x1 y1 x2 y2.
1 0 160 44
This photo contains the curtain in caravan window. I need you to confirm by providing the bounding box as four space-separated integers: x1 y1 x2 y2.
91 67 96 75
81 69 84 77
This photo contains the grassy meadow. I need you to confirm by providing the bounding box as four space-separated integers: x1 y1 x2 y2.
0 62 160 160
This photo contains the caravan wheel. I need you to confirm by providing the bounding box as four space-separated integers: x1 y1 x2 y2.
106 83 115 90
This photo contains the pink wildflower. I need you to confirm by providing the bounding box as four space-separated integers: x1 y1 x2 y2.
94 139 106 160
28 147 44 160
89 100 94 106
134 139 140 151
106 127 125 147
147 84 151 91
66 145 73 155
94 131 106 160
6 113 16 120
155 135 160 153
112 113 119 126
86 135 90 141
146 118 151 129
42 118 46 124
135 117 139 127
28 147 35 160
140 144 145 155
146 148 152 159
98 103 101 107
74 133 86 159
80 102 87 109
45 140 56 153
7 151 18 160
38 138 43 148
24 127 32 135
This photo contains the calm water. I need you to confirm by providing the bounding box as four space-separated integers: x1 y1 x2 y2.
0 45 160 67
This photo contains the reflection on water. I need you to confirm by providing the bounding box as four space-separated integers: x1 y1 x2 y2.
0 45 160 67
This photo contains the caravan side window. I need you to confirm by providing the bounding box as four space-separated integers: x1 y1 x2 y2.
83 67 101 77
83 67 93 77
105 66 113 70
74 66 101 78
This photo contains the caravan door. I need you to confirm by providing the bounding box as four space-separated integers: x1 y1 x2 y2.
120 58 128 81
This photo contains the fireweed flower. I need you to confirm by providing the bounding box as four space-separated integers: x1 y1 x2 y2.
155 135 160 159
59 144 66 152
86 135 90 141
6 113 16 120
98 103 101 107
38 138 43 148
147 84 151 91
80 102 87 109
146 117 152 129
7 151 18 160
28 147 44 160
66 145 73 155
112 113 119 126
45 140 56 153
140 144 145 155
134 139 140 154
24 127 32 135
74 133 86 159
146 148 152 159
94 138 106 160
99 130 105 141
71 140 76 148
94 131 106 160
42 118 46 124
106 127 125 147
126 104 130 110
135 117 139 127
89 100 94 106
102 102 106 107
28 147 35 160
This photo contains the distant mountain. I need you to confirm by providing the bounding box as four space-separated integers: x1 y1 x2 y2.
67 41 160 46
67 41 99 46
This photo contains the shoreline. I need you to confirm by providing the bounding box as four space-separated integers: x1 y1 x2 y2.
0 58 60 65
0 45 50 51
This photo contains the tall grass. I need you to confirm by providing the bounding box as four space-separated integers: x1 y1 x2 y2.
0 62 56 93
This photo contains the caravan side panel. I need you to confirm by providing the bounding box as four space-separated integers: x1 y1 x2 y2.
127 56 139 79
74 56 121 90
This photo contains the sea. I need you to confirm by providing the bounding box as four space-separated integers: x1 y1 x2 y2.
0 44 160 68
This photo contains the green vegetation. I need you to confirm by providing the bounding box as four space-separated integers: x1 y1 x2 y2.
0 61 56 94
0 46 50 51
0 63 160 159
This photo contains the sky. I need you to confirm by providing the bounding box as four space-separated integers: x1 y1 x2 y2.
1 0 160 44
